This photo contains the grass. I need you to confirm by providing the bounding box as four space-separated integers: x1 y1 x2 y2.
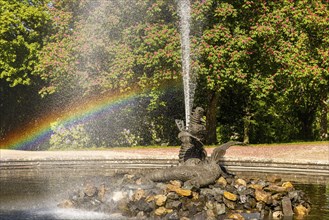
203 140 328 148
53 145 181 151
247 141 329 147
48 140 328 151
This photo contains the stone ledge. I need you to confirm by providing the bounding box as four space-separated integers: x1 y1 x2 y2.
1 157 328 177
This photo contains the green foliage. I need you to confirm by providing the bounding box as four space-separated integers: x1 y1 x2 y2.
0 0 50 87
118 128 143 147
193 0 329 143
251 0 329 140
37 0 329 144
1 0 328 147
49 121 92 150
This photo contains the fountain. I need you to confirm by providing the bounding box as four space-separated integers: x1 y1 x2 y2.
49 108 313 219
0 0 328 219
178 0 196 129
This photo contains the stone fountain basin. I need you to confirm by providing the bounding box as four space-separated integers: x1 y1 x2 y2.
1 143 328 178
0 144 328 219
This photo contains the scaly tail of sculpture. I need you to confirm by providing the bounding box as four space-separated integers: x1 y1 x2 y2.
210 141 245 164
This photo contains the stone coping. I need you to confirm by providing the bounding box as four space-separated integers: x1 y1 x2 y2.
1 146 328 163
1 144 328 176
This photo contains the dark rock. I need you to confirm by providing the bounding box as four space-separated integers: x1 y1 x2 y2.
243 202 251 210
250 178 259 185
241 212 261 219
165 200 182 210
257 179 267 187
193 211 207 220
178 210 190 218
223 198 236 209
183 201 200 216
247 197 257 208
195 201 206 212
214 194 223 203
288 190 300 202
273 205 282 211
166 211 179 220
156 182 168 190
212 187 225 195
167 192 179 200
58 172 311 220
261 209 269 218
281 196 294 216
272 199 280 207
238 188 255 197
225 185 237 194
226 177 234 185
200 188 217 199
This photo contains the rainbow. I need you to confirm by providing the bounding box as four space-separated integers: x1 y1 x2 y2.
0 89 141 150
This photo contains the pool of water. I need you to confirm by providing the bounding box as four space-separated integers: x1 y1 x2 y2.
293 183 329 220
0 170 328 220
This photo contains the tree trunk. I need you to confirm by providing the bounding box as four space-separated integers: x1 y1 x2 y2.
243 115 251 144
299 112 316 141
242 103 252 144
320 99 328 140
205 90 220 144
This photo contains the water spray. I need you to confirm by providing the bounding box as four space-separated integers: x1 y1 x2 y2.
178 0 193 129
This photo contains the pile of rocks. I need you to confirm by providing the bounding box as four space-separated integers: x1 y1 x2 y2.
58 173 311 219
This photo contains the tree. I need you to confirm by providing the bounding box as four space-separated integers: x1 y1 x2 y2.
0 0 52 145
0 0 50 87
192 0 329 143
252 0 329 140
192 0 263 144
36 0 185 147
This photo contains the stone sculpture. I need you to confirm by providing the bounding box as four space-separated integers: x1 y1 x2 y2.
148 107 244 188
176 107 207 163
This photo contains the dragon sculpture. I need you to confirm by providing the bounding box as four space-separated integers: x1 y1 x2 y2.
147 107 245 188
176 107 207 163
